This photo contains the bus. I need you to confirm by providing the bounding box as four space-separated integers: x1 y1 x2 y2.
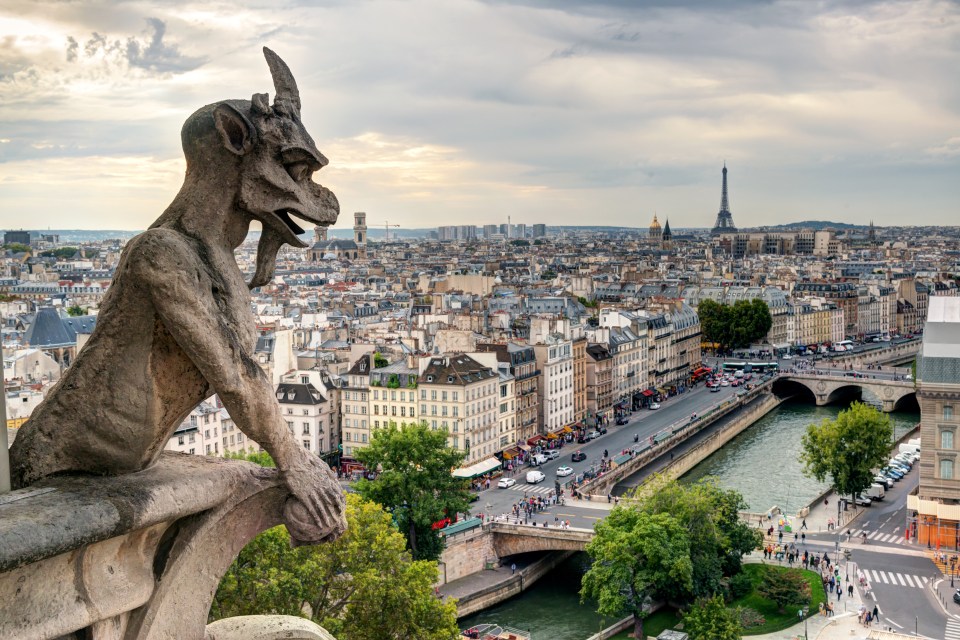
721 362 747 372
746 362 779 374
834 340 854 352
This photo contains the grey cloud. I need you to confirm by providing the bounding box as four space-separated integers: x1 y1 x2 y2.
64 18 205 74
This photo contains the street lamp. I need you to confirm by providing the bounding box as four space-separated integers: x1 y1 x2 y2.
802 606 809 640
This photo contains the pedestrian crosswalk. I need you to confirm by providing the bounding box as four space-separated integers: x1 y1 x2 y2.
863 569 929 589
849 529 906 545
945 619 960 640
508 484 554 496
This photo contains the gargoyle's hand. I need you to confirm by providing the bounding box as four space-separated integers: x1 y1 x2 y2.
281 455 347 547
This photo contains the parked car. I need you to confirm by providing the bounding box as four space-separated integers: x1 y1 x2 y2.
882 467 903 480
544 449 560 461
556 466 573 477
953 590 960 605
865 484 885 501
530 453 548 466
571 450 587 462
586 430 600 440
526 470 546 484
649 402 661 410
598 426 608 435
853 495 873 507
616 416 629 425
497 477 516 489
873 476 894 489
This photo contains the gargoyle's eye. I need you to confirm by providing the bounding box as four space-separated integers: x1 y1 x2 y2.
285 161 311 182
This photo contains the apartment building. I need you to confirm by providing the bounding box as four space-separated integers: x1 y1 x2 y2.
341 356 371 456
368 358 420 430
419 354 499 465
276 382 333 455
585 344 614 420
478 342 540 442
573 336 587 422
912 297 960 548
533 336 574 434
496 364 517 451
165 400 242 457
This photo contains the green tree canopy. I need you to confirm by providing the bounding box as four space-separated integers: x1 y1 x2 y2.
800 401 894 502
66 304 88 317
3 243 31 253
353 422 470 561
634 477 762 599
698 298 773 351
40 247 80 259
581 508 693 639
225 450 276 467
682 595 743 640
212 494 459 640
755 567 811 613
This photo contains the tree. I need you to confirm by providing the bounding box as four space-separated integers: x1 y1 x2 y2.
682 595 743 640
212 494 459 640
756 567 810 613
800 401 893 506
353 422 470 561
66 304 88 317
40 247 80 259
581 508 693 639
509 239 529 247
225 450 276 467
698 299 773 351
373 353 388 368
3 243 31 254
634 477 761 599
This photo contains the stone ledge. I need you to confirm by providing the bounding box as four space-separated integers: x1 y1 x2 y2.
0 452 278 573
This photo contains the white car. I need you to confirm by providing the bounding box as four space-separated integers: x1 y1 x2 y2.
782 354 794 360
526 470 546 484
720 380 730 387
556 466 573 477
497 477 516 489
649 402 661 410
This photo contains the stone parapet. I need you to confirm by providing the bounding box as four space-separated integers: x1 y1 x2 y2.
0 453 301 640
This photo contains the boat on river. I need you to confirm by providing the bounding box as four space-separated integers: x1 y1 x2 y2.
461 623 532 640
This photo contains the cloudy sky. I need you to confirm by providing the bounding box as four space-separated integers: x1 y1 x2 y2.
1 0 958 233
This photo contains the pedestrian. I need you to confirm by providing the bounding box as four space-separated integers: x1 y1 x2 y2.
848 584 853 597
872 605 879 625
801 532 806 544
511 562 516 575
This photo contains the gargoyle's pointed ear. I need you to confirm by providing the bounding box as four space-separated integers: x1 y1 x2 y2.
213 103 255 156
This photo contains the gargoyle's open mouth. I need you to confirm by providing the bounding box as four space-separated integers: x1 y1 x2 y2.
277 210 306 236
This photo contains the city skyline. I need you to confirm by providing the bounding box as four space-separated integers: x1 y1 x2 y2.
1 0 959 232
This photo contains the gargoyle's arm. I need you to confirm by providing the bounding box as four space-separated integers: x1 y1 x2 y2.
131 236 306 473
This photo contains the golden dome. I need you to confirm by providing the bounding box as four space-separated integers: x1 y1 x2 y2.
649 214 661 230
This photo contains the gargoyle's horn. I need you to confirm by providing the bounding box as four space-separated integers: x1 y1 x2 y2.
263 46 301 112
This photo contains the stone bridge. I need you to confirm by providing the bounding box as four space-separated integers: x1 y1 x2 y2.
774 373 916 412
488 522 594 557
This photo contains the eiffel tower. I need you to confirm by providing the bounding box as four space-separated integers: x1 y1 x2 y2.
711 163 737 235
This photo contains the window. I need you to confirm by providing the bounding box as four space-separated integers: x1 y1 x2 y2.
189 448 195 455
946 406 955 420
345 432 351 442
303 440 310 449
303 409 309 416
943 430 955 450
361 433 367 443
303 423 310 435
178 435 185 446
301 375 309 384
941 458 954 480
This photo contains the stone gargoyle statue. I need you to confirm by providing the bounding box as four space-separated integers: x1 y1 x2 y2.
10 47 346 546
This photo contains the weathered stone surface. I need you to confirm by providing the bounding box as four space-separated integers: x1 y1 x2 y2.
9 47 345 547
0 454 315 640
206 616 336 640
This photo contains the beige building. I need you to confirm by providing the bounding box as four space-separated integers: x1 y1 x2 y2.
573 336 587 422
341 356 371 457
496 365 517 451
586 344 614 419
419 354 499 465
913 297 960 548
533 336 574 434
477 342 540 443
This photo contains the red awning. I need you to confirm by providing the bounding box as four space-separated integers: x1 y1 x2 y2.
527 435 545 446
642 390 655 397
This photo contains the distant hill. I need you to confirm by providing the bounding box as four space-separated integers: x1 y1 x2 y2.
753 220 864 231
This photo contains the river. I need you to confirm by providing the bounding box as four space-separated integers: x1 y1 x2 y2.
458 398 920 637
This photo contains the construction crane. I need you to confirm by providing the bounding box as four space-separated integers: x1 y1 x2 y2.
376 221 400 241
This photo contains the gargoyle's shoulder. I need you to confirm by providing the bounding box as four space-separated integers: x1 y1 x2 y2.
123 228 201 278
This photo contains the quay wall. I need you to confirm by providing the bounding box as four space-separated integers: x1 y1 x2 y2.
454 550 575 618
652 392 782 483
580 381 777 497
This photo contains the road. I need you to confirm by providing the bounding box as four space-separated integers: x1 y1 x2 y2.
474 382 741 516
802 458 949 638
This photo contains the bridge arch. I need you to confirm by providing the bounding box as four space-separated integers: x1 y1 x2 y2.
822 384 864 406
892 391 919 413
771 378 817 404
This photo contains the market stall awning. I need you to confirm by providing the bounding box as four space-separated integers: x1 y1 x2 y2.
642 389 655 397
501 446 521 460
452 457 503 479
561 426 573 433
546 432 559 439
527 435 545 446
